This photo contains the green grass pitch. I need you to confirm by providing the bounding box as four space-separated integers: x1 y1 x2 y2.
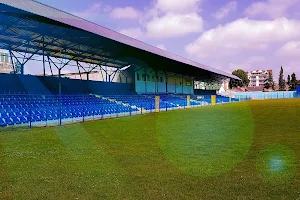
1 99 300 199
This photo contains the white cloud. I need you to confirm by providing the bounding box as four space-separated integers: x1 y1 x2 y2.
229 56 266 71
119 28 144 39
71 3 103 21
185 18 300 58
276 41 300 57
155 0 201 14
110 7 140 19
215 1 237 19
156 44 167 50
245 0 299 19
282 61 300 75
146 13 203 38
138 0 203 38
103 5 112 13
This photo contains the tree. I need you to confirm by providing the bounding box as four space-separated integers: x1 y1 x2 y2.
264 71 275 90
290 73 297 91
229 69 250 89
278 66 285 91
287 75 291 90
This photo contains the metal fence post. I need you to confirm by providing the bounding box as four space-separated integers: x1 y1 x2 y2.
101 103 104 120
116 103 119 118
46 106 48 126
141 103 143 115
29 94 32 129
82 95 85 122
92 107 95 120
59 95 62 126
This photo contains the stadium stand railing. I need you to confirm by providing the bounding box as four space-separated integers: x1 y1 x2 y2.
0 93 141 127
235 91 297 100
0 73 251 128
0 92 251 128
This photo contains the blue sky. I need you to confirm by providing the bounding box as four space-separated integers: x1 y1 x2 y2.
35 0 300 80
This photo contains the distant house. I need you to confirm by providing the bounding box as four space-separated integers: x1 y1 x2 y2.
247 70 272 87
0 49 13 74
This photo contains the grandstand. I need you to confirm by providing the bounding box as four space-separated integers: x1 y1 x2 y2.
0 0 240 127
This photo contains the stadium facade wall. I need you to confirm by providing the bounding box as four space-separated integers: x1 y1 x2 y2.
168 84 175 93
0 73 26 93
146 82 156 93
158 82 166 93
0 73 132 95
39 76 132 94
18 75 52 95
88 80 132 94
194 89 217 95
134 68 194 94
135 80 146 94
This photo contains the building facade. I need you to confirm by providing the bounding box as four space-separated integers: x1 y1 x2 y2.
0 49 13 74
248 70 272 87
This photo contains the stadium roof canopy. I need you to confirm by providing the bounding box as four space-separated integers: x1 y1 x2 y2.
0 0 239 82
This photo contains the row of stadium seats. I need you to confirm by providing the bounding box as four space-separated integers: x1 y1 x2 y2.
0 93 239 127
102 94 197 110
0 94 140 126
104 94 156 110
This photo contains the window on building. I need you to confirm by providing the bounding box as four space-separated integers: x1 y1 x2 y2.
4 55 8 63
142 74 146 81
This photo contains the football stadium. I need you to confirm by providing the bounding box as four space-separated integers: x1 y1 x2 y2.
1 0 300 199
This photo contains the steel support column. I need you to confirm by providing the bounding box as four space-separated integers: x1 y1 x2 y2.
8 50 15 74
182 75 184 94
58 68 62 126
165 72 168 94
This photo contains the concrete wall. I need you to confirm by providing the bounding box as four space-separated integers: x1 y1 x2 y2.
134 68 193 94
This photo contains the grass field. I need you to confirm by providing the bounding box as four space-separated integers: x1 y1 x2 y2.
1 99 300 199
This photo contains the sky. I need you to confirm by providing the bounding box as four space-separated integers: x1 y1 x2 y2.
32 0 300 81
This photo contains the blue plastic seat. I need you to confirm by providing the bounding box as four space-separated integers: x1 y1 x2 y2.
4 117 13 125
0 118 6 126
